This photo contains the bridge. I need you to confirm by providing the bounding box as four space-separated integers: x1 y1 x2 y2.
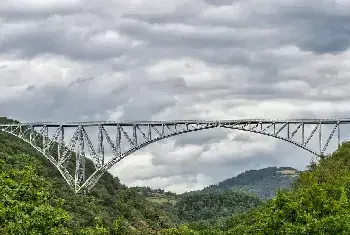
0 119 346 193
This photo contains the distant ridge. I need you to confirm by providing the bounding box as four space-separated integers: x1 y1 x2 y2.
195 166 300 199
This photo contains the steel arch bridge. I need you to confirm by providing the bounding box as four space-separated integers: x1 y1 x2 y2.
0 119 346 193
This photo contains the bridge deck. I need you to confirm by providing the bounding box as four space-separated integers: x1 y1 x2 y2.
1 118 349 127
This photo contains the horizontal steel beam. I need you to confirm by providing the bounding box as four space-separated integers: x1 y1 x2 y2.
1 118 350 127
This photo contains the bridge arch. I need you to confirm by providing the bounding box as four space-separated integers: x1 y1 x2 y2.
0 119 343 193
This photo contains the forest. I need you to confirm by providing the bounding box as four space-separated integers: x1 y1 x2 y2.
1 116 350 234
185 166 299 200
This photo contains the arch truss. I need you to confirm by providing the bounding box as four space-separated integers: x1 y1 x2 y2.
0 119 346 193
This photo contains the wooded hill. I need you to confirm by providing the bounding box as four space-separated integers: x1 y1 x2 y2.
0 117 178 234
131 165 299 225
4 116 349 234
0 117 262 234
200 166 300 199
161 142 350 234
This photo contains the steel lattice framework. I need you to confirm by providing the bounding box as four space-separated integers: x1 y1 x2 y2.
0 119 347 193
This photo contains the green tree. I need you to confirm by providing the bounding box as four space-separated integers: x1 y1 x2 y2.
78 217 109 235
225 143 350 234
0 159 71 234
114 215 129 235
161 225 199 235
241 184 350 235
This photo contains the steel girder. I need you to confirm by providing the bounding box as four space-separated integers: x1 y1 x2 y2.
0 119 345 193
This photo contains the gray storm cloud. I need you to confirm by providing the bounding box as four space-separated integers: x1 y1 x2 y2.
0 0 349 193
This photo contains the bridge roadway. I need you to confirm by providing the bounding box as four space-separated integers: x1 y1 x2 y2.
1 118 349 127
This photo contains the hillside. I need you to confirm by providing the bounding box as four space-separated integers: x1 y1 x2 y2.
9 115 347 234
161 142 350 234
198 166 300 200
0 117 263 234
130 166 298 225
0 117 179 234
175 190 261 222
131 184 262 223
132 166 299 223
131 186 180 206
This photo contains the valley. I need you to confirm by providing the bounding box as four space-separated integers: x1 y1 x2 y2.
2 116 350 234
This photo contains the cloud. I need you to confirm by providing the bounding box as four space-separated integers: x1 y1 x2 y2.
0 0 84 17
1 0 350 193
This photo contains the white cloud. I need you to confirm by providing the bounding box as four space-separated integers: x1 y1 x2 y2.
273 80 310 93
198 131 277 164
200 3 252 24
0 0 83 14
1 0 350 193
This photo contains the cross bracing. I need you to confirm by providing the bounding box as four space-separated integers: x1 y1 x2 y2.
0 119 347 193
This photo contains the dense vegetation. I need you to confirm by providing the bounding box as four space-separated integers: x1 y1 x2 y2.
132 186 261 223
0 117 260 234
161 143 350 234
200 166 300 199
133 166 300 224
4 116 350 234
0 117 178 234
175 190 260 222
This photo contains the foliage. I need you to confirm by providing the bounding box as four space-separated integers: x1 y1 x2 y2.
7 116 350 234
198 166 299 200
131 186 179 198
0 153 71 234
78 217 109 235
0 117 177 234
175 190 261 222
163 141 350 234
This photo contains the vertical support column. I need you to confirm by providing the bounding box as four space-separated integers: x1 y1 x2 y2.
319 122 322 155
148 124 152 141
58 126 64 162
161 124 165 136
301 122 304 145
287 123 290 139
133 124 137 146
116 125 121 155
338 122 341 148
273 122 276 135
81 127 85 184
75 125 85 191
98 126 104 167
43 125 48 154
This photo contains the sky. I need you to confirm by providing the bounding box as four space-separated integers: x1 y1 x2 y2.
1 0 350 193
